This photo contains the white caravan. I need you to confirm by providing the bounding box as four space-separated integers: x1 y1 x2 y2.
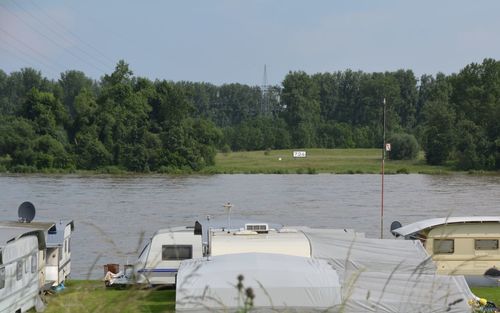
0 226 45 313
132 221 314 286
0 202 75 288
391 216 500 286
134 226 203 285
0 220 74 288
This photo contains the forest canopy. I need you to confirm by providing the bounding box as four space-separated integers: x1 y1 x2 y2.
0 59 499 172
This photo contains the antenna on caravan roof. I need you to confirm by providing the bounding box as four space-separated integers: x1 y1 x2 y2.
18 201 36 223
223 202 233 233
206 215 211 260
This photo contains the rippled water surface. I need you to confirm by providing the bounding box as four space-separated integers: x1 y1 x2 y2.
0 174 499 278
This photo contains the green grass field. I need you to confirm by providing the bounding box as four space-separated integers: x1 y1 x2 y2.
202 148 452 174
38 280 498 312
40 281 175 313
471 287 500 305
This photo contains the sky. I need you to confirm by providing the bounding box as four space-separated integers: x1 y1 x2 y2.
1 0 500 86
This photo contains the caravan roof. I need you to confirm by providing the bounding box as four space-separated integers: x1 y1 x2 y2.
392 216 500 237
0 225 46 250
0 220 74 248
211 229 311 257
176 253 341 312
46 220 74 247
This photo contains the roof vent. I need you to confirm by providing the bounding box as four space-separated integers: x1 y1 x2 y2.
245 223 269 234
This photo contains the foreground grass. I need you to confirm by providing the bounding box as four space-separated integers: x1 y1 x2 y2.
471 287 500 305
40 280 175 313
203 148 452 174
37 280 498 313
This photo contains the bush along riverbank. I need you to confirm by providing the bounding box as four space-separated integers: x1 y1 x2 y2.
1 148 474 175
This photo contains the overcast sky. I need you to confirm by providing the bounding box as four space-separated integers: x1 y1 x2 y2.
1 0 500 85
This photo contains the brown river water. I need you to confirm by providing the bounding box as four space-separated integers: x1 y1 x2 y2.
0 173 499 279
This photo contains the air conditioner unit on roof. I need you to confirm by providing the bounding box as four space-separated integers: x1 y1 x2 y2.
245 223 269 233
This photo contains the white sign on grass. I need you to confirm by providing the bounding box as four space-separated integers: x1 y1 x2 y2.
293 151 307 158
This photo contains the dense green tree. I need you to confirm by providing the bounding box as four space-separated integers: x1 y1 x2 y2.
282 71 320 147
59 70 95 119
0 116 36 166
1 59 499 172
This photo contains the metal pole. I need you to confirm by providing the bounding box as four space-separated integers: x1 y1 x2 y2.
381 98 386 239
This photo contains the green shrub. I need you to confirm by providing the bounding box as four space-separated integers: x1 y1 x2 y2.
97 166 125 174
10 165 37 173
388 133 419 160
220 144 231 155
396 168 410 174
307 167 317 174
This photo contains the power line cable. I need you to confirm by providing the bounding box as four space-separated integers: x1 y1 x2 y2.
0 2 109 73
0 27 64 75
11 0 114 69
0 45 59 78
26 0 117 66
10 0 111 69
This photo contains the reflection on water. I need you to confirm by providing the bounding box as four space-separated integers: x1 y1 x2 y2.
0 173 499 278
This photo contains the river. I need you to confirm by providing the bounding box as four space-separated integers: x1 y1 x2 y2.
0 173 499 279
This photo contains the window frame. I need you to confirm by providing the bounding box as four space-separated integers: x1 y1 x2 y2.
433 239 455 254
161 245 193 261
475 239 499 250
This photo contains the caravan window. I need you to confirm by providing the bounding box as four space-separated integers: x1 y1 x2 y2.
0 267 5 289
475 239 499 250
162 245 192 260
31 253 37 273
25 258 29 274
433 239 454 254
16 261 23 280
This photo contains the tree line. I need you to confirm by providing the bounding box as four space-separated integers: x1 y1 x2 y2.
0 59 499 172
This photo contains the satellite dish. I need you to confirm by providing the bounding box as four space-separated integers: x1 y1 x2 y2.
390 220 402 237
18 201 36 223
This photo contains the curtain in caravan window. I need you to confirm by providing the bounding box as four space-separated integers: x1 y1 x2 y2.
16 261 22 280
475 239 499 250
31 253 37 273
162 245 193 260
433 239 454 254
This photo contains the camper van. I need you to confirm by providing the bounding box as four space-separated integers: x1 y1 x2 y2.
391 216 500 286
0 226 45 313
45 220 74 286
132 222 312 286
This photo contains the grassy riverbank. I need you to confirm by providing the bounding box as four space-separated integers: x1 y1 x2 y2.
40 280 175 313
4 148 495 175
202 148 453 174
38 280 499 313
